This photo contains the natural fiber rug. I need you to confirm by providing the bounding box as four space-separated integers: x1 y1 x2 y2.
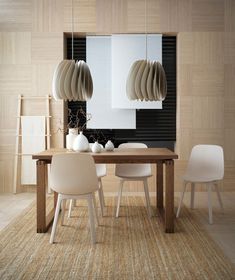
0 197 234 280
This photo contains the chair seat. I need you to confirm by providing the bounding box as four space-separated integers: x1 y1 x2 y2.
183 176 221 183
117 174 152 179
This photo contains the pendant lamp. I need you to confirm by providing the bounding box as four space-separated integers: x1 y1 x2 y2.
126 0 167 102
52 0 93 101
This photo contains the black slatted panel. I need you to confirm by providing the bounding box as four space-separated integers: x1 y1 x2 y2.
67 37 86 61
67 36 176 148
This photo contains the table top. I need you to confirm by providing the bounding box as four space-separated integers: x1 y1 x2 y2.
32 148 178 163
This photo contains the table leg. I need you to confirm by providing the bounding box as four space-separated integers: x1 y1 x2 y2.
157 161 163 209
36 160 55 233
36 160 47 233
165 160 174 233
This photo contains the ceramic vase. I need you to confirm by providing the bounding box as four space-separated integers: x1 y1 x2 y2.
91 141 102 153
73 131 89 152
105 140 114 151
66 128 78 150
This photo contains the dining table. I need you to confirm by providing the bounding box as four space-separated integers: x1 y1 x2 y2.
32 147 178 233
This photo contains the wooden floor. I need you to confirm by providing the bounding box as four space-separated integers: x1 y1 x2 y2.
0 191 234 265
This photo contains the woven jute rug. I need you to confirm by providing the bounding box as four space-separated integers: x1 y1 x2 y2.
0 196 234 280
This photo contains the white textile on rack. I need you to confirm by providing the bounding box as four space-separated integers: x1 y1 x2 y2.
21 116 46 185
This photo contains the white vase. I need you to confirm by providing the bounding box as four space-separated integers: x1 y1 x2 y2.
91 141 101 153
66 128 78 150
105 140 114 151
73 131 89 152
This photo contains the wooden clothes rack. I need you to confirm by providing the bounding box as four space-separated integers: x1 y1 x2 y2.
13 94 52 193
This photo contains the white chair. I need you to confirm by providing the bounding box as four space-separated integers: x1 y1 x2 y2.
115 143 152 218
176 145 224 224
68 143 106 217
49 153 99 244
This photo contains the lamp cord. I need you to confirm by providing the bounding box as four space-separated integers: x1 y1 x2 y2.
145 0 147 59
72 0 74 60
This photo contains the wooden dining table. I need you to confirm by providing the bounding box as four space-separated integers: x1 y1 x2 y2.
33 148 178 233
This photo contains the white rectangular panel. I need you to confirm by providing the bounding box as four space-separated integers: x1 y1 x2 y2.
87 36 136 129
111 34 162 109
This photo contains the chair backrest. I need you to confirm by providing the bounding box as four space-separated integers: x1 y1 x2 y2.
115 143 151 177
50 153 98 195
185 145 224 182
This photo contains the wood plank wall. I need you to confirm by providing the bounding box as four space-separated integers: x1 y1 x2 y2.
0 0 234 193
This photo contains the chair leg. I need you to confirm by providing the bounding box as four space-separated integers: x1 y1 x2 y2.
98 179 104 217
61 199 66 226
50 194 62 244
214 182 224 212
87 195 96 244
191 183 195 209
98 189 104 217
143 179 152 217
176 181 187 218
99 178 105 207
68 199 73 218
207 183 213 224
92 193 99 226
116 179 124 218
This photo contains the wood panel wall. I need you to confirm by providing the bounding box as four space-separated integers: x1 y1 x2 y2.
0 0 234 193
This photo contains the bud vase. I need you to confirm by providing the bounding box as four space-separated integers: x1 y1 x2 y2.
91 141 102 153
66 128 78 150
73 131 89 152
105 140 114 151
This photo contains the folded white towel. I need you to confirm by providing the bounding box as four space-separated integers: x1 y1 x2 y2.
21 116 46 185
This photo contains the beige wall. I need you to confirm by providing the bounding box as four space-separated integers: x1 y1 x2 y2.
0 0 234 193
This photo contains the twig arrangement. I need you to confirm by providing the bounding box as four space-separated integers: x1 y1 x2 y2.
54 107 114 146
67 107 92 131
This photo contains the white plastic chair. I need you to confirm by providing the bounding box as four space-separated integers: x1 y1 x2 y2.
68 143 106 217
115 143 152 217
49 153 99 244
176 145 224 224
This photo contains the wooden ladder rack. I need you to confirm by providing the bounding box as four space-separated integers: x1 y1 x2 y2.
13 94 52 193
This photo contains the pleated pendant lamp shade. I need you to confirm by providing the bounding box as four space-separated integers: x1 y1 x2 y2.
126 0 167 102
52 59 93 101
52 0 93 102
126 59 167 101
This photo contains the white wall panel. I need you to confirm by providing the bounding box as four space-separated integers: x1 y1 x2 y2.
111 34 162 109
87 36 136 129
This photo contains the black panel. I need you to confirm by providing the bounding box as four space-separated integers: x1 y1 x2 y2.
67 36 176 149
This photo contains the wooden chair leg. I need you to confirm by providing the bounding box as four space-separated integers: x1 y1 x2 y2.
207 183 213 224
87 195 96 244
98 189 104 217
214 182 224 212
61 199 66 226
191 182 195 209
98 179 104 217
92 193 99 226
176 181 187 218
143 179 152 217
50 194 62 244
116 180 124 218
99 178 105 207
